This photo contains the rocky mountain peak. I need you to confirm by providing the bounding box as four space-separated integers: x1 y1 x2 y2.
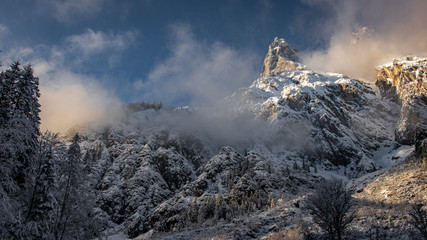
261 37 303 77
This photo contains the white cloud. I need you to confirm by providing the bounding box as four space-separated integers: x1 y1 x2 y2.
139 24 258 106
66 29 137 57
38 0 106 23
0 24 8 35
0 24 10 51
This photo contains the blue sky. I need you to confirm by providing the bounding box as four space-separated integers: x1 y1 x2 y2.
0 1 332 104
1 0 425 131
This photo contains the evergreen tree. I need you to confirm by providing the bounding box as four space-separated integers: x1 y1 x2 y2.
54 133 81 239
0 63 14 125
0 62 42 238
198 196 216 222
0 62 24 191
187 197 199 223
14 64 41 137
53 133 99 240
0 62 97 239
214 194 227 221
3 62 40 187
22 150 56 240
0 63 18 237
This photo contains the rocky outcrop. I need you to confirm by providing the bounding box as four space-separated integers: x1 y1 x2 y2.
261 37 303 76
376 56 427 147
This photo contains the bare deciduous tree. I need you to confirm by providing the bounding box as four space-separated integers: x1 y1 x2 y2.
409 204 427 240
305 179 355 240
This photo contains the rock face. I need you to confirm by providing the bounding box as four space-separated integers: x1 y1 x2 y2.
376 56 427 152
261 37 303 76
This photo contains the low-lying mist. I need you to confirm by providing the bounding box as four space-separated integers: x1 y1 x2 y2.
121 102 310 154
35 63 122 133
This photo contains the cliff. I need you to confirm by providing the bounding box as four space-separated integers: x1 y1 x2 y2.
376 56 427 156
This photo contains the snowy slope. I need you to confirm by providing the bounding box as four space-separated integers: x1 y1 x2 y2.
221 68 399 175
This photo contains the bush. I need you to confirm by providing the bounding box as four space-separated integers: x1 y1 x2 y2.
409 204 427 240
305 179 355 240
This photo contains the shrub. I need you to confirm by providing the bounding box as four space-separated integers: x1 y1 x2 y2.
305 179 355 240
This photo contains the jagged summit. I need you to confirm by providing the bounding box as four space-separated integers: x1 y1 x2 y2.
261 37 304 77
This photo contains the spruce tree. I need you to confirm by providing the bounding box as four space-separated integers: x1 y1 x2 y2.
0 62 17 237
214 194 227 221
54 133 99 240
187 197 199 223
54 133 82 239
0 62 42 238
22 150 56 240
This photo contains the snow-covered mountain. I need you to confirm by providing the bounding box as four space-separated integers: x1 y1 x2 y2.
76 38 426 239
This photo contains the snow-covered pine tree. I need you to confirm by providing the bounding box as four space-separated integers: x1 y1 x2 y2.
0 61 18 237
21 149 56 240
0 63 14 126
53 133 100 240
0 62 42 238
54 133 81 239
15 64 41 136
39 131 67 165
187 197 199 223
0 62 24 191
214 194 227 221
1 62 41 189
13 63 41 186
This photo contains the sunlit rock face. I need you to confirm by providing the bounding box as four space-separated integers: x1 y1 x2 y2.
376 56 427 151
261 37 304 76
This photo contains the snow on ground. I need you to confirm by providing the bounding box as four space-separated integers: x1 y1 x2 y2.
373 144 414 169
313 168 350 182
347 144 414 192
